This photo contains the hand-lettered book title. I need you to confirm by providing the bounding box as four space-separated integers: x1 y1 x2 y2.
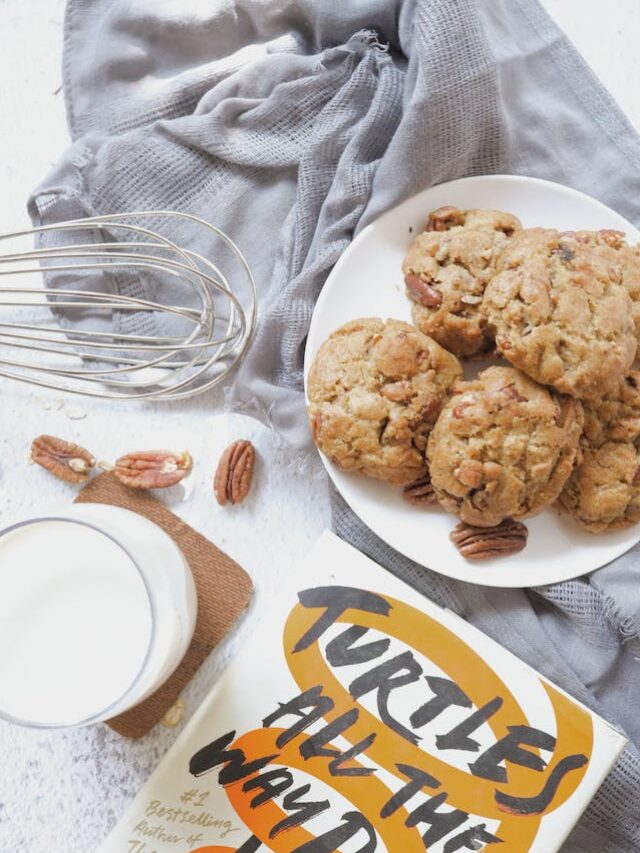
188 587 593 853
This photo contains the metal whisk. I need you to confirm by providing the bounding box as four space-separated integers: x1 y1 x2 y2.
0 211 257 400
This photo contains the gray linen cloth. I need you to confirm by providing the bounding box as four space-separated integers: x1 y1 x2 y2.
30 0 640 849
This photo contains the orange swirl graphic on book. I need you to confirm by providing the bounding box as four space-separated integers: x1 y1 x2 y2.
188 846 249 852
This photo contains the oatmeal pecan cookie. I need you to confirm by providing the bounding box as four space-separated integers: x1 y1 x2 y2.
628 243 640 347
483 228 637 399
558 371 640 532
427 366 583 527
402 207 521 357
564 229 640 365
307 318 462 485
626 245 640 365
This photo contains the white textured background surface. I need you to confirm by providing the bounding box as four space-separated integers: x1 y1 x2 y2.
1 1 640 850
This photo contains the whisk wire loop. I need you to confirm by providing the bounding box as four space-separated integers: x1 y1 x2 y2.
0 211 257 399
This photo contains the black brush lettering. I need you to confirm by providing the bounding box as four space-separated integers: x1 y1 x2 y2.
271 784 330 838
263 687 334 748
291 811 377 853
380 763 440 818
406 792 468 846
299 709 376 776
294 587 391 652
495 754 589 815
325 625 391 667
242 768 294 807
436 697 503 752
189 731 277 783
470 725 556 783
410 677 472 729
443 823 504 851
349 651 423 745
237 835 263 853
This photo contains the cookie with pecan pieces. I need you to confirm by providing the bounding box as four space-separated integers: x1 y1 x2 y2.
626 246 640 366
483 228 637 399
402 207 521 357
565 230 640 368
427 366 583 527
307 318 462 485
558 371 640 532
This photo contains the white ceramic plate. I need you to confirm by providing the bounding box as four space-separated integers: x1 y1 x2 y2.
304 175 640 587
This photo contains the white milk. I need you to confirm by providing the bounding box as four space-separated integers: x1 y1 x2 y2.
0 506 197 727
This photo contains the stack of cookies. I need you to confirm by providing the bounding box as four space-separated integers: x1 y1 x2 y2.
307 206 640 558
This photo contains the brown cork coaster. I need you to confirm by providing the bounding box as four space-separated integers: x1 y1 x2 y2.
74 472 253 738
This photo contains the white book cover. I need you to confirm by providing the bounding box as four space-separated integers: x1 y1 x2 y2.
100 531 627 853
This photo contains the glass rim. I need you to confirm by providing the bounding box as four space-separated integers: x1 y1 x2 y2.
0 514 156 729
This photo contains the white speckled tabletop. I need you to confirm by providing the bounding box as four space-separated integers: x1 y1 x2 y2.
1 1 640 850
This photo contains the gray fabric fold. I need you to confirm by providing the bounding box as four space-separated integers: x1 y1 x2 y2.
30 0 640 848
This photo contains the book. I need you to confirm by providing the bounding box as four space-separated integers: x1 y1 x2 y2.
100 531 627 853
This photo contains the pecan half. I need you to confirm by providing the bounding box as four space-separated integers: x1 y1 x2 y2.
450 519 528 561
214 440 256 506
404 273 443 309
113 450 192 489
31 435 96 484
403 473 437 507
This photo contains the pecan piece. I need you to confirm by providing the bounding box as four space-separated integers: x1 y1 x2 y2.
597 228 625 247
113 450 192 489
404 273 443 309
454 459 484 488
161 697 186 728
426 206 465 232
31 435 96 484
381 380 414 403
609 416 640 442
500 384 527 403
460 293 483 305
214 440 256 506
420 396 441 424
310 410 323 442
450 519 528 561
403 473 437 507
452 399 476 419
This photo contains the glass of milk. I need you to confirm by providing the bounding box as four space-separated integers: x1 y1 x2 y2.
0 504 197 727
